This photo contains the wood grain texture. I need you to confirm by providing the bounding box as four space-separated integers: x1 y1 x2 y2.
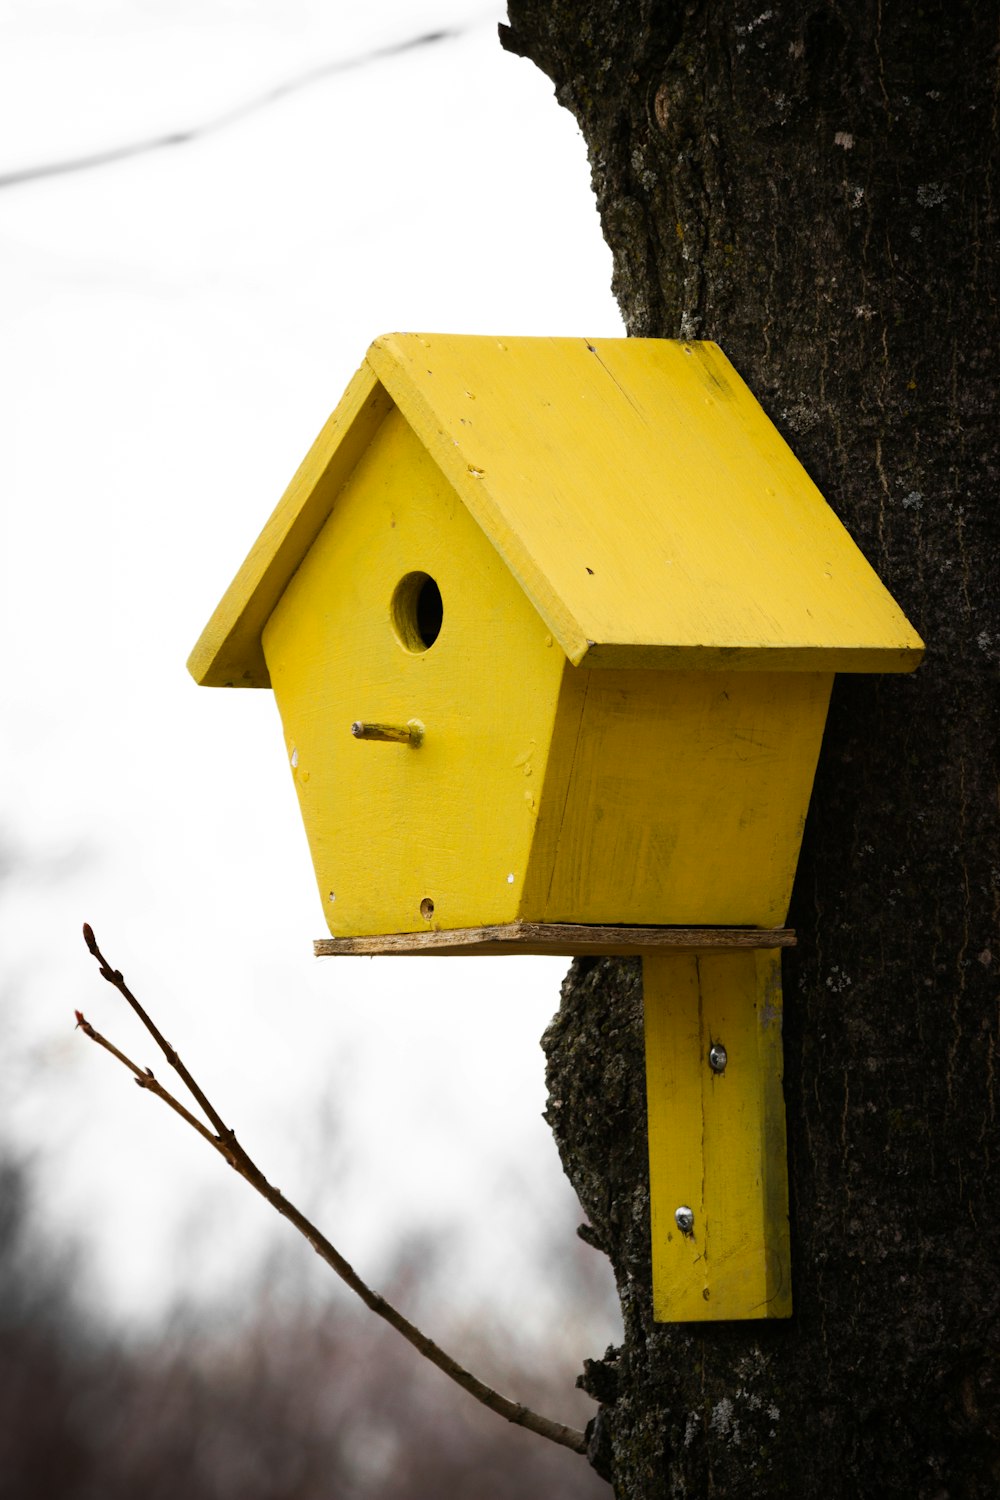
189 333 924 688
260 406 834 937
643 949 791 1321
531 666 833 927
365 334 924 671
259 407 835 939
313 923 796 956
262 409 566 938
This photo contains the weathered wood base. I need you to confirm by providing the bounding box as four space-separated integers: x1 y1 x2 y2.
313 922 796 957
316 922 794 1322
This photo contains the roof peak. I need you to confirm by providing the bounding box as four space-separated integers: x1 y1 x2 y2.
189 334 923 687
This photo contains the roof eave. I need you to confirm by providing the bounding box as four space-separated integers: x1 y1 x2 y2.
578 640 926 672
187 362 392 687
189 333 927 687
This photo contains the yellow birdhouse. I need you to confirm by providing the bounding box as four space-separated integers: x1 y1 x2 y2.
190 334 923 1323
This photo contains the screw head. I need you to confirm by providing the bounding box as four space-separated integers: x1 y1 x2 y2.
674 1206 695 1236
709 1042 728 1073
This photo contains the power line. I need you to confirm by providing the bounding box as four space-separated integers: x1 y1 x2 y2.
0 25 464 191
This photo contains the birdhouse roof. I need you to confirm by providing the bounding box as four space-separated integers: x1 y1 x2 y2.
188 334 924 687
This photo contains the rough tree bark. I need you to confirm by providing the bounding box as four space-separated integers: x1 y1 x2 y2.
500 3 999 1496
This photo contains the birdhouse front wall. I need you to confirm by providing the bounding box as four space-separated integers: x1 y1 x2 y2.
260 407 566 938
258 397 839 937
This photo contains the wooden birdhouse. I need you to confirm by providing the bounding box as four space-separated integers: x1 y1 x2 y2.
189 334 923 1323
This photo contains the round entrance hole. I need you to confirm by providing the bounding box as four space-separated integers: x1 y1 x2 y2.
420 898 435 922
391 572 443 653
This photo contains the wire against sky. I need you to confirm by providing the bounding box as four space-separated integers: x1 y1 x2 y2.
0 25 467 191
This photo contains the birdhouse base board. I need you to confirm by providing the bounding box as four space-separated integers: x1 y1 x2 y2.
313 923 796 957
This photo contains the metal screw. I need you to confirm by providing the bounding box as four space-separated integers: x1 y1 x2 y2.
708 1042 728 1074
674 1206 695 1236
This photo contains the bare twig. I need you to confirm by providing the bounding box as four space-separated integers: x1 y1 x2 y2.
77 924 588 1456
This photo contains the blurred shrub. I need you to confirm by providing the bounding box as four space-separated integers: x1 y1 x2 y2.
0 1156 610 1499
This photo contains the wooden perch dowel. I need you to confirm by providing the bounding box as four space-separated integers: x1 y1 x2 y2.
350 720 424 746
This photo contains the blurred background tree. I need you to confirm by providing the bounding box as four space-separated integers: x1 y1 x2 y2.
0 1140 612 1499
5 2 997 1495
0 6 626 1493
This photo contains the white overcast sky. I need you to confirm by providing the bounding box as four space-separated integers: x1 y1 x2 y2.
0 0 624 1349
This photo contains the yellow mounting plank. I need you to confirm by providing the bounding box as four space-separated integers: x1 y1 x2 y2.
368 334 924 672
643 950 791 1321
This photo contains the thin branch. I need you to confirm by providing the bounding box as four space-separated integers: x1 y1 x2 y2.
77 924 588 1457
81 923 232 1144
0 26 463 191
73 1010 236 1162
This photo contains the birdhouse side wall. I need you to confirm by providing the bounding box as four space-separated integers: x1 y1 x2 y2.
521 666 834 928
260 407 566 938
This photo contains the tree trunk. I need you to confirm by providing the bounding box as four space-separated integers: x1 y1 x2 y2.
501 3 999 1495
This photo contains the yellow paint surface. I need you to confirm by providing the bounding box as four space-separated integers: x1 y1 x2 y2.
190 334 924 689
187 332 922 936
261 409 564 938
643 950 791 1321
369 334 925 672
525 667 832 927
267 481 831 933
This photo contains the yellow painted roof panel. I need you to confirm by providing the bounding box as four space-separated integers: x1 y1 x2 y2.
369 334 923 671
189 335 924 686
